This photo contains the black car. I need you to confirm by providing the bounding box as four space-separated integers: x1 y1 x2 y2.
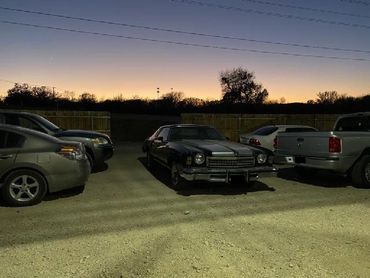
0 111 113 171
142 124 277 189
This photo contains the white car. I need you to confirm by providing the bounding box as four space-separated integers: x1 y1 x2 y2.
239 125 318 151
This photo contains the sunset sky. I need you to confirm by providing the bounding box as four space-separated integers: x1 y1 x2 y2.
0 0 369 102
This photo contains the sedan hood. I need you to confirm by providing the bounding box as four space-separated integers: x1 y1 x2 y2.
55 129 109 140
180 140 255 156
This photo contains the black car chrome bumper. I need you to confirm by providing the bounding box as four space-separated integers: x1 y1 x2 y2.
180 166 278 183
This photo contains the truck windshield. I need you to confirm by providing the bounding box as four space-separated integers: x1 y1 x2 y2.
335 116 370 132
168 127 225 141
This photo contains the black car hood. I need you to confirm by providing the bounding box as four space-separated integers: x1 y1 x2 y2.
179 140 256 156
55 129 109 139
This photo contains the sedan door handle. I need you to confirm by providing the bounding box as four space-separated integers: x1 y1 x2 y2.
0 154 13 159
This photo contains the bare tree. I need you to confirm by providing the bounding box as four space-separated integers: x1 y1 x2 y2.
316 91 339 104
220 67 268 104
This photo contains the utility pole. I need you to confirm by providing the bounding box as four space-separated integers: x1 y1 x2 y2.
157 87 160 99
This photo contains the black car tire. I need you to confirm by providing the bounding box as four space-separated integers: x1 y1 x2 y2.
170 162 187 190
351 155 370 188
146 152 154 169
294 166 317 178
1 170 47 206
86 152 94 172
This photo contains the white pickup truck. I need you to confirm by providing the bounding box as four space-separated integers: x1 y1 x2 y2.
275 112 370 187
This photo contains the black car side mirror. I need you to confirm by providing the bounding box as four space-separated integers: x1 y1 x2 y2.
154 136 164 143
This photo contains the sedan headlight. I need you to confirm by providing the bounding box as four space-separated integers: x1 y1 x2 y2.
256 153 267 164
91 137 109 145
194 153 205 165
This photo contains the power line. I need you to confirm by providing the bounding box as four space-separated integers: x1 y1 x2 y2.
1 6 369 54
240 0 370 19
171 0 370 30
340 0 370 5
1 20 369 62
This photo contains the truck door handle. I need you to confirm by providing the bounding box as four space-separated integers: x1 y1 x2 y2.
0 154 13 159
297 138 304 142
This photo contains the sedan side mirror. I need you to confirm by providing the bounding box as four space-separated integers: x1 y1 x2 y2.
154 136 164 143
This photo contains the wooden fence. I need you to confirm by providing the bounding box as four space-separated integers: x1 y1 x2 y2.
1 109 111 135
181 113 339 141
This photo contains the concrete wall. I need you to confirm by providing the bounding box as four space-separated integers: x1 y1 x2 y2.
181 113 339 141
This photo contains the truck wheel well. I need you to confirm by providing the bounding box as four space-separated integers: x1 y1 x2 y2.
347 148 370 175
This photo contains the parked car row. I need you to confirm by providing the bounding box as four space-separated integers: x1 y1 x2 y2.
2 110 369 206
143 112 370 190
0 111 114 206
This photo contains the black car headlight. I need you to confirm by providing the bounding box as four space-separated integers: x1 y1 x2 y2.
194 153 205 165
256 153 267 164
91 137 109 145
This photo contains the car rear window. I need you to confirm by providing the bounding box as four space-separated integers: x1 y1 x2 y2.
6 132 26 148
253 126 278 135
0 130 26 149
335 116 370 132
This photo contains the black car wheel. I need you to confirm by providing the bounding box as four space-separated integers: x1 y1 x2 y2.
170 162 187 190
1 170 47 206
351 155 370 188
146 152 154 169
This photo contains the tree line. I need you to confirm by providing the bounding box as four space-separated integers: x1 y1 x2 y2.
1 68 369 114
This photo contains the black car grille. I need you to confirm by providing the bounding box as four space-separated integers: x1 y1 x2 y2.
207 156 255 168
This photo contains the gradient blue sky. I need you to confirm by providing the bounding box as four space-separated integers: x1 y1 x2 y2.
0 0 369 102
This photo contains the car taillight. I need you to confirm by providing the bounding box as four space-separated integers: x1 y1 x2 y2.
58 145 86 160
249 138 261 146
329 137 341 153
273 136 277 150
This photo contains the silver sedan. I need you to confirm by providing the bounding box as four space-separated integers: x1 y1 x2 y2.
0 124 90 206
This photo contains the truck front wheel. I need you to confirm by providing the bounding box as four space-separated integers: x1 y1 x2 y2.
351 155 370 188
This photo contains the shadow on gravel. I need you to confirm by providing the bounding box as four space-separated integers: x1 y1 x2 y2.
44 186 85 201
92 162 109 173
277 166 353 188
138 157 275 195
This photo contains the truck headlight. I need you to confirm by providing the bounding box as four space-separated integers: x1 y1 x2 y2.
256 153 267 164
194 153 205 165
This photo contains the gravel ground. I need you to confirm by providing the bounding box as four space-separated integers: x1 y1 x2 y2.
0 143 369 278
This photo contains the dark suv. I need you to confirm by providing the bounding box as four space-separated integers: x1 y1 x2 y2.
0 111 114 170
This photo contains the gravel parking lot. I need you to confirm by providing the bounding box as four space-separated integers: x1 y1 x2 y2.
0 143 369 278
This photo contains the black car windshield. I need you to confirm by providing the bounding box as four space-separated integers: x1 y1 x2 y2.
168 127 225 141
31 115 61 132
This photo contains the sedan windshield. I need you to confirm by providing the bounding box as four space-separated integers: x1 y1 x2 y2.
168 127 225 141
32 115 61 132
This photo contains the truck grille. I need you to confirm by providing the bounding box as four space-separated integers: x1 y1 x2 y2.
207 156 255 168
